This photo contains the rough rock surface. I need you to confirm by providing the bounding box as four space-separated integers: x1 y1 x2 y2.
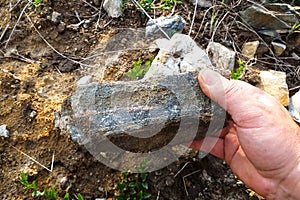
145 34 212 79
59 34 226 153
257 70 289 106
240 4 299 32
103 0 123 18
146 15 186 38
242 41 259 59
206 42 235 77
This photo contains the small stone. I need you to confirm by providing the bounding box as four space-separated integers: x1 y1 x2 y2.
29 110 37 118
192 0 212 7
206 42 235 76
146 15 186 38
103 0 123 18
257 70 289 106
0 125 9 138
77 76 92 86
57 22 66 33
242 41 260 59
60 176 69 190
51 11 62 25
289 90 300 123
271 41 286 56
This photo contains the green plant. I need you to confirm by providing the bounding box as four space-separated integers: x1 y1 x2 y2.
138 0 154 18
291 23 300 33
20 172 84 199
116 160 152 200
30 0 42 8
231 60 245 80
159 0 182 10
125 57 154 80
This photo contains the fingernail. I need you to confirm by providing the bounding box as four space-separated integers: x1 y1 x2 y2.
200 69 219 86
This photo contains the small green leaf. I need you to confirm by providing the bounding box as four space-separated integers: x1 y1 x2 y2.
64 192 70 200
48 188 57 199
20 173 28 186
77 193 84 200
128 182 136 188
142 182 148 190
143 193 152 199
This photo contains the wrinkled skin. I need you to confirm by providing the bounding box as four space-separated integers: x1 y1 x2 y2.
190 69 300 199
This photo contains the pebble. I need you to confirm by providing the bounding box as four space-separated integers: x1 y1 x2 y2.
0 125 9 138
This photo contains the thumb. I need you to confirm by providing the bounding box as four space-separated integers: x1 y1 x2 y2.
198 69 285 127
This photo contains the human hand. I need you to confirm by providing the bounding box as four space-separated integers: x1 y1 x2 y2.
190 69 300 199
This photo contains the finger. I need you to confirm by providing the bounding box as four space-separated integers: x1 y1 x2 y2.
227 147 276 198
188 138 225 159
198 69 286 128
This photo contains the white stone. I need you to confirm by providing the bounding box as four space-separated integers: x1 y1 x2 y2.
103 0 123 18
257 70 289 106
271 41 286 56
191 0 212 8
289 90 300 123
206 42 235 76
242 41 259 59
77 76 92 86
0 125 9 138
144 33 212 79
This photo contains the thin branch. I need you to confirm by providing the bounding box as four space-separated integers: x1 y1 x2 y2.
188 0 198 36
183 170 201 196
290 85 300 91
193 5 217 40
174 161 190 178
156 191 160 200
210 11 229 42
0 23 10 42
10 145 54 172
5 0 32 48
25 12 90 67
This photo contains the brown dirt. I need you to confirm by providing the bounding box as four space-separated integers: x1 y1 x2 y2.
0 0 299 199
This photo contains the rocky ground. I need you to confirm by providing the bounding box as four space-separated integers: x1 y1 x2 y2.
0 0 299 199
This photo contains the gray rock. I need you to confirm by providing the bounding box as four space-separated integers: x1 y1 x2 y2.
146 15 186 38
60 72 224 150
59 34 226 169
240 4 299 32
0 125 9 138
206 42 235 76
103 0 123 18
289 90 300 123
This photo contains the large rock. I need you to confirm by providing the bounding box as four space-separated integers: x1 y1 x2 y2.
103 0 123 18
58 34 226 170
257 70 289 106
240 4 299 32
